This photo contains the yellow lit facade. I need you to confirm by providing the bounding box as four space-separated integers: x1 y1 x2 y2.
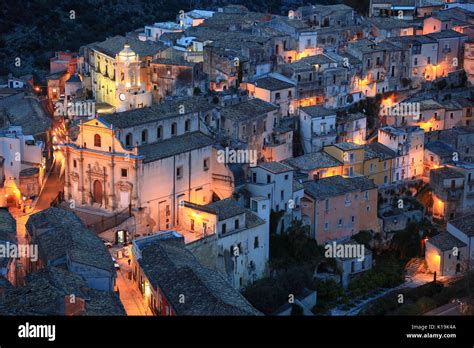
363 156 392 186
324 144 364 177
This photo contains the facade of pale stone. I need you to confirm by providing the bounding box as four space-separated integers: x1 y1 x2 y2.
63 102 219 233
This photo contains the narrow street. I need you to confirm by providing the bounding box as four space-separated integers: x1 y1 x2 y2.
10 150 151 315
115 257 152 316
10 152 64 286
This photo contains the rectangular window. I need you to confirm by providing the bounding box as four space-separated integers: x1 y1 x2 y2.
254 236 259 249
222 223 226 234
235 219 239 230
121 169 128 178
176 166 183 179
203 158 209 171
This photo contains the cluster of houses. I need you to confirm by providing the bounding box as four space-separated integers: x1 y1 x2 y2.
1 1 474 315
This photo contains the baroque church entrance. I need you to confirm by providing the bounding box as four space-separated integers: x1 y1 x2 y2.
93 180 103 204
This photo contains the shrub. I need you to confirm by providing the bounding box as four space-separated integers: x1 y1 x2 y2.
290 304 304 316
416 297 437 313
243 278 287 314
314 279 344 303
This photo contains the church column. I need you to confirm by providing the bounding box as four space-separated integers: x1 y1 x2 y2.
133 159 139 209
78 155 85 205
108 160 116 211
102 166 107 209
110 126 116 211
64 148 71 199
88 163 92 205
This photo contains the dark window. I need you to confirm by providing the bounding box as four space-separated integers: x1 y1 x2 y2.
171 123 177 136
185 119 191 132
176 166 183 179
235 219 239 229
125 133 133 147
142 129 148 143
157 126 162 140
73 160 77 168
121 169 128 177
222 223 226 234
254 236 259 248
94 134 101 147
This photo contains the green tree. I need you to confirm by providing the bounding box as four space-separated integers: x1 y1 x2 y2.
290 304 304 316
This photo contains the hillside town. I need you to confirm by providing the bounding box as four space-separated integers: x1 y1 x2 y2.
2 0 474 317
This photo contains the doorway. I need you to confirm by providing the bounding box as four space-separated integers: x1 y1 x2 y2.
93 180 103 204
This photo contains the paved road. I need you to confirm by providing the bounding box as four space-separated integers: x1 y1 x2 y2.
425 300 465 316
34 154 64 213
11 154 64 286
113 251 152 316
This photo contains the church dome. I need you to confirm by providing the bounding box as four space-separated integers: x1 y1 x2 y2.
118 44 137 61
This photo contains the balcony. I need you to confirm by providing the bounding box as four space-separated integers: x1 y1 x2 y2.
313 129 337 137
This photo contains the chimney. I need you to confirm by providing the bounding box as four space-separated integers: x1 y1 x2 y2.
0 286 5 304
64 295 86 316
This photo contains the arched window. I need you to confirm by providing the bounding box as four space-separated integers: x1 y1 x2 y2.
185 119 191 132
157 126 162 140
125 133 133 147
171 123 177 136
142 129 148 143
94 134 101 147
